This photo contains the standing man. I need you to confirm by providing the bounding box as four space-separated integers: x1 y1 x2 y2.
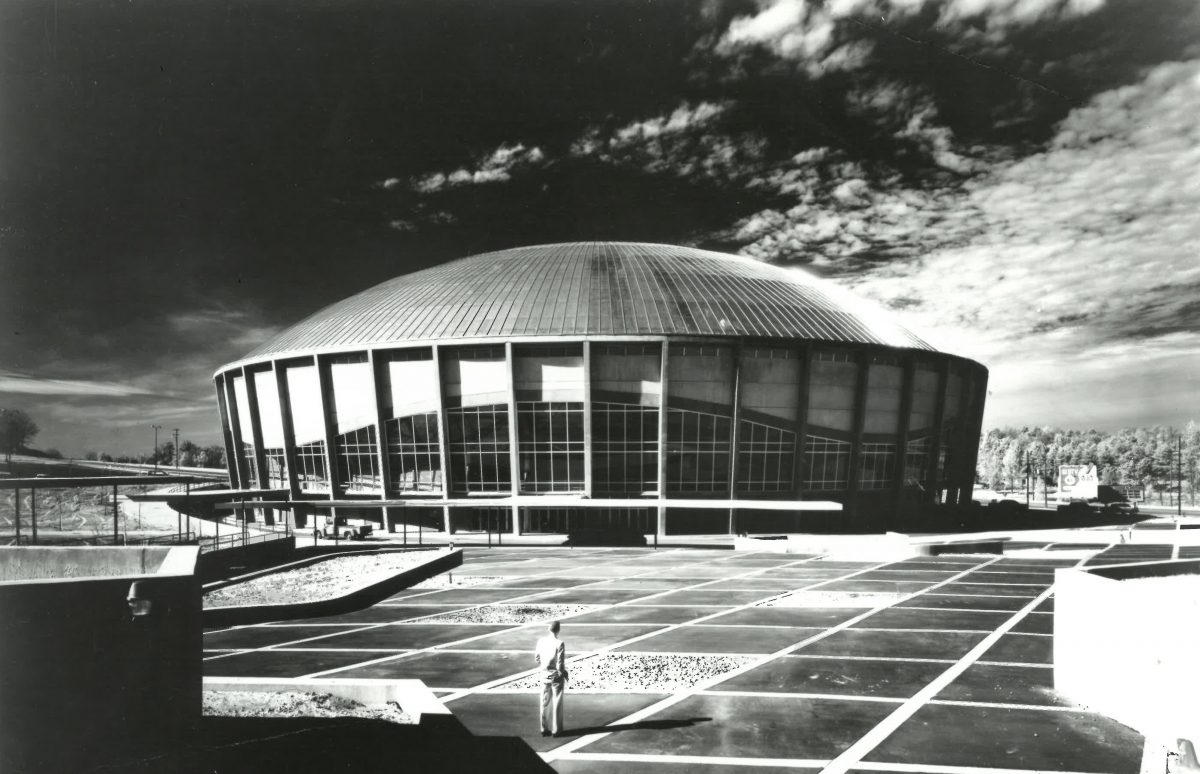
534 620 567 737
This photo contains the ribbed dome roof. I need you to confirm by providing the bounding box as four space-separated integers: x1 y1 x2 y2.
243 242 934 360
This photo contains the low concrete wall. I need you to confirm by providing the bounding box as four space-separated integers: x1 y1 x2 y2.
197 536 296 583
203 676 452 725
1054 560 1200 738
203 548 462 628
0 546 201 772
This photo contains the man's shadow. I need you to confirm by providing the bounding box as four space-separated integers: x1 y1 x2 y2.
557 717 712 736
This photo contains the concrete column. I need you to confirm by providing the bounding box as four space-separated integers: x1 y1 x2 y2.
316 355 342 501
845 350 870 519
792 343 812 500
582 340 593 499
215 375 239 489
656 339 669 538
505 342 522 536
223 375 249 489
243 366 269 496
960 367 990 505
890 354 916 527
432 345 452 500
368 349 395 501
925 359 950 504
273 361 302 500
727 340 743 535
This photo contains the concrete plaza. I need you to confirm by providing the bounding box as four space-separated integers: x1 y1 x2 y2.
203 542 1151 773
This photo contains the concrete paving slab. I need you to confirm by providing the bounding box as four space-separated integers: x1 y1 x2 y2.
863 703 1143 772
1010 611 1053 634
852 570 961 581
583 693 895 760
852 607 1011 631
713 654 948 699
532 589 660 604
554 760 807 774
204 625 353 650
936 662 1070 706
642 590 776 606
941 582 1041 597
979 633 1053 665
393 588 547 604
706 607 864 628
819 579 939 594
616 625 824 654
897 594 1031 611
797 628 988 660
317 623 512 649
450 692 668 752
203 648 403 677
336 649 531 688
567 605 731 625
269 605 463 625
448 624 666 652
699 578 814 591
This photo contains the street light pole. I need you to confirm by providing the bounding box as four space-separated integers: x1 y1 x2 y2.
152 425 162 471
173 428 180 472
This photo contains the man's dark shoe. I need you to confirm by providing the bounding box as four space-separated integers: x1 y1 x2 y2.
541 730 550 737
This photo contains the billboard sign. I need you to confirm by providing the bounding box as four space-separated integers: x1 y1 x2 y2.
1058 464 1099 500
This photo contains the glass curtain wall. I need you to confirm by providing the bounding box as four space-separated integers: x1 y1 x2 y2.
737 346 800 493
444 347 511 493
514 345 585 492
905 361 940 490
591 343 661 495
380 349 442 494
804 350 857 492
230 373 259 487
253 368 287 488
329 354 381 494
285 362 329 493
665 344 734 494
938 369 965 498
859 355 903 490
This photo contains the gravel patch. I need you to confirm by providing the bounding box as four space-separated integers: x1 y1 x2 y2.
410 574 505 589
412 603 598 624
202 690 414 724
763 590 906 608
204 551 438 608
496 653 756 692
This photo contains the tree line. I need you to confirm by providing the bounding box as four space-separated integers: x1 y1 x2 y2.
1 407 225 469
977 422 1200 504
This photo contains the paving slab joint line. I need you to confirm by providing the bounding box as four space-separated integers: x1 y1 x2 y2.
815 542 1113 774
540 554 1003 762
205 547 679 666
437 551 833 702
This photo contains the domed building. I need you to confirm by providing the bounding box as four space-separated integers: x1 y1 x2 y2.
213 242 986 536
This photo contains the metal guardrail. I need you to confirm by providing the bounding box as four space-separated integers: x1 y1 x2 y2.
198 530 291 554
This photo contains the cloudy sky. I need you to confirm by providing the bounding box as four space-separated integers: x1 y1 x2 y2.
2 0 1198 456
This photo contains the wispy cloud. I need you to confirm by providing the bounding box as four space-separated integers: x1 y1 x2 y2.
408 143 546 194
0 370 162 398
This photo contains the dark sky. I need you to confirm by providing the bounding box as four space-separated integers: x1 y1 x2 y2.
3 0 1198 455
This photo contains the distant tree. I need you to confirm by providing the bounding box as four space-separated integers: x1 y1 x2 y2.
201 445 226 469
84 451 99 461
44 448 63 459
98 452 113 462
0 408 39 463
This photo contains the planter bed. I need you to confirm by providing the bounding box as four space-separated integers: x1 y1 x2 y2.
202 690 414 724
413 603 597 624
205 552 434 608
495 653 755 692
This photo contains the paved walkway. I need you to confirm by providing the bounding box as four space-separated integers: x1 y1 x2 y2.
203 540 1149 773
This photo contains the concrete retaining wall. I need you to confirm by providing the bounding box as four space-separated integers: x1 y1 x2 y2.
197 536 296 583
202 548 462 627
1054 560 1200 738
0 546 201 772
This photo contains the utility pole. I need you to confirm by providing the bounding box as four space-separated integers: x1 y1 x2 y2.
173 428 180 471
152 424 162 471
1179 435 1184 518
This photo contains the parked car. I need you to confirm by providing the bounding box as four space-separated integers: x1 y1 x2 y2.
1056 499 1102 516
972 488 1028 513
1103 501 1139 516
321 514 374 540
